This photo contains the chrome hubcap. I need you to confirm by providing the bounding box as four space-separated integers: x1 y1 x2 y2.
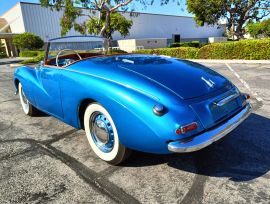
90 112 114 153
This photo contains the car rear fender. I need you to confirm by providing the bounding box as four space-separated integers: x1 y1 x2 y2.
60 70 203 153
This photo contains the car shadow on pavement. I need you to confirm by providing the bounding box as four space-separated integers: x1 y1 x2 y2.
123 113 270 182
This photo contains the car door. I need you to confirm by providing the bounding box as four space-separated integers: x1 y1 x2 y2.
35 64 64 118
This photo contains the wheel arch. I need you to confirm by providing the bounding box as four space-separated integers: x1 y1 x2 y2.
14 78 20 92
78 98 97 129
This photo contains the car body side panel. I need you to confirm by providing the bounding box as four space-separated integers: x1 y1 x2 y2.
14 66 38 106
34 67 63 118
59 68 203 153
14 66 64 119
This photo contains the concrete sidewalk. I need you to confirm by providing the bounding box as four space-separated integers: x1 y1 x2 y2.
0 58 25 65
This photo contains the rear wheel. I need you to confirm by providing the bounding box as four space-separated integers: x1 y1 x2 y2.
84 103 131 165
18 83 40 116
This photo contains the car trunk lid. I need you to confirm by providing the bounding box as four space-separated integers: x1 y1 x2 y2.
189 88 244 129
117 55 231 100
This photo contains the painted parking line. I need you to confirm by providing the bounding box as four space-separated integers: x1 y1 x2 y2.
225 63 264 102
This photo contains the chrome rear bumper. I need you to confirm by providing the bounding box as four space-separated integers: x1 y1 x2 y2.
168 103 252 153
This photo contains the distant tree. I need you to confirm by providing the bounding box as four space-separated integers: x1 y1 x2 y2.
80 12 133 45
39 0 172 47
186 0 270 39
247 18 270 38
40 0 138 37
13 32 44 50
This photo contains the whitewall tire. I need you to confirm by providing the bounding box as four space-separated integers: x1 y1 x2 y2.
18 83 39 116
84 103 130 165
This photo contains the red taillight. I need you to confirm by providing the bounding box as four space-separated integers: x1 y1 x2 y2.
175 122 198 135
175 129 182 135
243 93 250 100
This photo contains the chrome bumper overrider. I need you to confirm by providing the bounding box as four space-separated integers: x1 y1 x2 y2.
168 103 252 153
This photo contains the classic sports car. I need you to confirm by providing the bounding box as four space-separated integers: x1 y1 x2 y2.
14 36 252 165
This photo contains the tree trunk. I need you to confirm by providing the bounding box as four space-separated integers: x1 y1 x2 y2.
99 11 111 52
99 11 110 37
235 23 245 39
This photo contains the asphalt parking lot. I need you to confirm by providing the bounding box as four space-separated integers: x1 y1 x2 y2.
0 61 269 203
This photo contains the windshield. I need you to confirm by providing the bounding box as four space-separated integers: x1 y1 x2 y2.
44 36 111 67
47 36 106 60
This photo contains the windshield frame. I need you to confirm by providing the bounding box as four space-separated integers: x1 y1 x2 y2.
44 35 107 68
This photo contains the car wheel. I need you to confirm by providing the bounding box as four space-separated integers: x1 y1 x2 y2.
84 103 131 165
18 83 39 116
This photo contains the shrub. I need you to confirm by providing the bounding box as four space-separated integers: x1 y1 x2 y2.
247 19 270 38
134 47 199 59
0 52 7 58
169 41 201 48
13 32 44 50
107 49 127 54
19 50 44 58
197 39 270 60
21 52 44 64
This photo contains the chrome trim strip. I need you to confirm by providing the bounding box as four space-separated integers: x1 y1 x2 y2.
214 93 240 106
168 103 252 153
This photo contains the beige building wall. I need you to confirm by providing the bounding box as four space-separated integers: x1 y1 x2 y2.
135 38 167 49
117 39 137 52
1 3 25 34
118 38 167 52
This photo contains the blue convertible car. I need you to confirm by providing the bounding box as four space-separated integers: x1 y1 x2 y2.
14 36 252 164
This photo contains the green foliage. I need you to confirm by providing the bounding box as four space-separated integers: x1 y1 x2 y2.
197 39 270 60
84 12 133 39
134 47 199 59
0 52 7 58
247 19 270 38
187 0 224 26
60 0 81 36
13 32 44 50
19 50 44 58
21 51 45 64
169 41 202 48
186 0 270 39
107 48 128 54
134 39 270 60
0 41 6 58
40 0 135 40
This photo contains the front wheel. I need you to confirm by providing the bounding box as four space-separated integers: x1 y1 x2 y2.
84 103 131 165
18 83 40 116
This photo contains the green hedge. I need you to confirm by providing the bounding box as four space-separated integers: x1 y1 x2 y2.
134 47 199 59
197 39 270 60
21 52 44 64
19 50 44 58
134 39 270 60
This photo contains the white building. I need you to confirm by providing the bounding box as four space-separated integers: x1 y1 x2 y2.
0 2 224 55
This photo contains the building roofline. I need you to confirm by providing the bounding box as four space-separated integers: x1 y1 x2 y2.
18 1 194 19
0 2 20 18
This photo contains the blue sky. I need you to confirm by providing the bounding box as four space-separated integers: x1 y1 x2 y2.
0 0 193 17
